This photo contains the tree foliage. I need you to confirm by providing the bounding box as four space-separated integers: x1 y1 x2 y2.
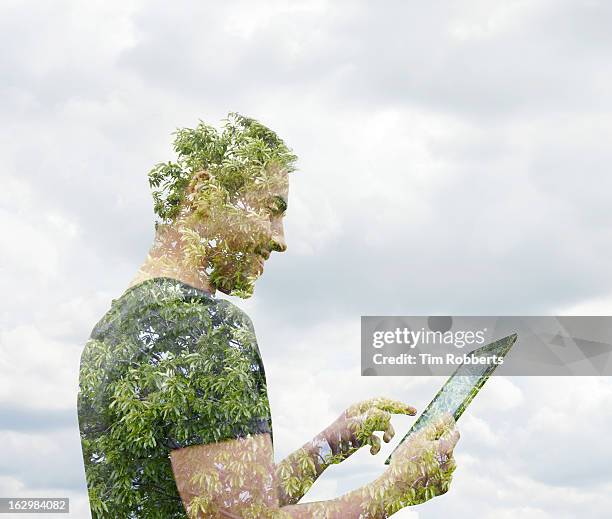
77 278 272 518
145 113 297 298
148 113 297 224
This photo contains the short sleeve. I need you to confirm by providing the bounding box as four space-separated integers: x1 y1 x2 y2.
77 278 273 518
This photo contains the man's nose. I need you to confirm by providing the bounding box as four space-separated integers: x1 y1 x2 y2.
270 219 287 252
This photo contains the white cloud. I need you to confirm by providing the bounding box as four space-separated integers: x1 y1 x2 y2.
0 326 80 411
1 0 612 517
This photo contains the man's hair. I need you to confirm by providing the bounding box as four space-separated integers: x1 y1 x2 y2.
148 113 297 223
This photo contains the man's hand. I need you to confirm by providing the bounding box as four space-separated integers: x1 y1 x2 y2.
280 413 460 517
367 413 459 516
276 397 416 506
323 397 417 459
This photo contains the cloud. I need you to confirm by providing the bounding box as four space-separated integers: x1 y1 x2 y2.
0 429 86 491
0 326 80 411
1 0 612 517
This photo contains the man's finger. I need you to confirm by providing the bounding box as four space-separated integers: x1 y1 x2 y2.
420 413 455 441
383 422 395 443
364 407 391 425
352 408 391 444
436 429 460 456
369 434 382 455
373 398 417 416
440 455 457 475
351 397 417 416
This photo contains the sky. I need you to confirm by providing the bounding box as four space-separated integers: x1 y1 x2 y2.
1 0 612 517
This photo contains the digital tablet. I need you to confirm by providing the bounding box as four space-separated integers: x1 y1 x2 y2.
384 333 518 465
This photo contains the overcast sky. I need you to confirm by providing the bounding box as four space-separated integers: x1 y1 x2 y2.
2 1 612 517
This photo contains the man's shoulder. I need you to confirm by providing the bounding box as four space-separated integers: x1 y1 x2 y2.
213 297 255 331
89 278 213 335
86 277 256 346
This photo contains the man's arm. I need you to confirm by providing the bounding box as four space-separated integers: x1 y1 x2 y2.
170 415 459 519
171 434 279 518
275 397 417 506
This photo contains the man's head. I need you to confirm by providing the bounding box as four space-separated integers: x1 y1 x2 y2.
148 113 297 298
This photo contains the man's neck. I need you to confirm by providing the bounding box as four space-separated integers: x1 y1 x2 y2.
129 224 215 295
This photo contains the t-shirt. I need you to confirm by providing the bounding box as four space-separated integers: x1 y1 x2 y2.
77 277 272 518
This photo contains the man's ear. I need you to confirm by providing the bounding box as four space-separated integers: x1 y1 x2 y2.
187 170 210 195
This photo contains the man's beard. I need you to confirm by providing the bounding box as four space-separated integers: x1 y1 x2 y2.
208 251 262 298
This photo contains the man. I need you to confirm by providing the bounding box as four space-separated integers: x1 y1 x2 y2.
77 113 459 518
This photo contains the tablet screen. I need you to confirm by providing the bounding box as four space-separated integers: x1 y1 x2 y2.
384 333 517 465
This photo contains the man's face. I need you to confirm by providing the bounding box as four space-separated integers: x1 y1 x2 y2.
186 170 289 298
233 178 289 292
